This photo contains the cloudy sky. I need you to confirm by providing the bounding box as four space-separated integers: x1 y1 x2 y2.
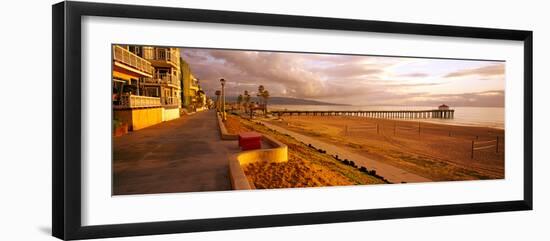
180 48 505 107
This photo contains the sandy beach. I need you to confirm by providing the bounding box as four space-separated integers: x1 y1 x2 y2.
265 115 504 182
226 115 388 188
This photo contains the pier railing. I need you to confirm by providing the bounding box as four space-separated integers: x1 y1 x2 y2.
272 109 454 119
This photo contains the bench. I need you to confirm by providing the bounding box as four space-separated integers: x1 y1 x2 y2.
238 131 262 150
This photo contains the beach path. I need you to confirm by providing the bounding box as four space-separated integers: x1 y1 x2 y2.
260 121 432 183
113 110 236 195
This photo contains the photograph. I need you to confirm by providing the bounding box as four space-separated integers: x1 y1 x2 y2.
44 1 538 239
112 44 505 195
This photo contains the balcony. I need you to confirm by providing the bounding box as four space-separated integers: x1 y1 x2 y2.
142 73 181 88
114 94 161 109
161 96 179 107
113 45 154 76
143 48 179 67
188 77 200 91
189 84 199 91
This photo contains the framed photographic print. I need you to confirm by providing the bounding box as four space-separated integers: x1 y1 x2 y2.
52 1 533 240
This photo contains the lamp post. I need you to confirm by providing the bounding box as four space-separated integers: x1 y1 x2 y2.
220 78 226 120
214 90 221 112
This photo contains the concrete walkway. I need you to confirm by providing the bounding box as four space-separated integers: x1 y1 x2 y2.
260 121 431 183
113 110 237 195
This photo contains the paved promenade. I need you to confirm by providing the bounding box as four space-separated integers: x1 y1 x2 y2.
113 110 236 195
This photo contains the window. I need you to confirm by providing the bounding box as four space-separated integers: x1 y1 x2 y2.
128 46 141 56
145 87 159 97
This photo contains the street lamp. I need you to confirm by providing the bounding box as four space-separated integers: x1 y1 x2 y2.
220 78 226 120
214 90 221 112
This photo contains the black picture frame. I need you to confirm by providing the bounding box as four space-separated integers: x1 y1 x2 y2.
52 1 533 240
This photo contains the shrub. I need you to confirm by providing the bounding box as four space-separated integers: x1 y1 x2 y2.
112 118 125 130
359 166 368 172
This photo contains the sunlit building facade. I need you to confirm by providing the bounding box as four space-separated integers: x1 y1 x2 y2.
112 45 182 131
180 58 202 111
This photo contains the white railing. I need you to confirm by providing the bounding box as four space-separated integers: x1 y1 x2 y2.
142 77 161 84
113 46 154 75
115 94 161 109
157 73 180 86
142 48 179 65
161 96 179 106
142 73 180 87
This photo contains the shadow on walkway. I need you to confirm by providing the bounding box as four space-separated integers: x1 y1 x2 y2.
113 110 238 195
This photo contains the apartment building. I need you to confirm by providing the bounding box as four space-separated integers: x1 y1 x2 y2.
112 45 182 131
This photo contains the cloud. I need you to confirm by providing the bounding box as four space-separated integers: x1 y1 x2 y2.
398 72 429 78
382 82 444 87
411 90 505 107
444 63 505 78
180 48 505 107
315 63 383 78
181 49 390 100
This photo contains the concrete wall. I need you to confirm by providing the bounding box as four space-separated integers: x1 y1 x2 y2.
229 134 288 190
228 157 254 190
162 107 180 122
114 107 163 131
236 135 288 165
217 113 239 140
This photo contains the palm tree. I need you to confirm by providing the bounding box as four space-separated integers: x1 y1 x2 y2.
257 85 265 106
237 94 243 112
256 85 270 116
243 90 251 113
261 90 270 115
258 85 265 98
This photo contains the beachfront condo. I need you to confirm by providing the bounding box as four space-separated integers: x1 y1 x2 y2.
112 45 182 131
180 58 203 112
140 46 182 121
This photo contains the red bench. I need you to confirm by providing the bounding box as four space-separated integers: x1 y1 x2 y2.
238 132 262 151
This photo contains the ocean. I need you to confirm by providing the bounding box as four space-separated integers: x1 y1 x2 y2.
268 105 504 129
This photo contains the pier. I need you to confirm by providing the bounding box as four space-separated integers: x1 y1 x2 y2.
272 109 454 119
